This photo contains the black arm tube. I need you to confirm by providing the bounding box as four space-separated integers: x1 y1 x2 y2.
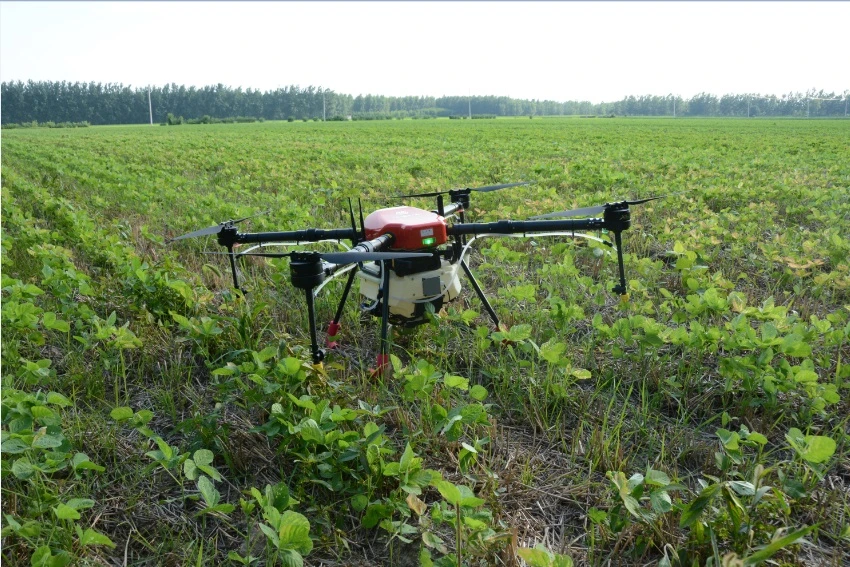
447 218 605 236
237 227 358 245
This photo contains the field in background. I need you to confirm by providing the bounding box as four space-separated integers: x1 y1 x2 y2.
2 117 849 566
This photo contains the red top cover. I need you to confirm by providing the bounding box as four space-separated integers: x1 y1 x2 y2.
363 206 448 250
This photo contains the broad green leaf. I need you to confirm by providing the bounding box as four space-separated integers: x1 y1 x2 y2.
362 503 393 529
277 511 312 555
443 374 469 390
469 385 488 401
650 490 672 513
716 428 740 451
184 459 198 480
399 443 416 473
77 527 116 548
432 480 461 506
645 469 671 487
571 368 592 380
197 476 220 507
800 435 836 464
193 449 214 467
779 333 812 358
278 549 304 567
680 483 721 528
53 504 81 520
1 438 30 454
12 458 35 479
457 484 485 508
539 338 566 364
351 494 368 512
298 419 324 444
65 498 95 510
45 392 72 407
110 407 134 421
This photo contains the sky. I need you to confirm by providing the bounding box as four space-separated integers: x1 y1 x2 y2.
0 1 847 104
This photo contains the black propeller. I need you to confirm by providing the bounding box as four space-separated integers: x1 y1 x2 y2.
531 194 671 220
396 181 534 199
169 210 268 242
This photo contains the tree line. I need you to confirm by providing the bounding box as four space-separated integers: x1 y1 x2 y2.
1 81 847 125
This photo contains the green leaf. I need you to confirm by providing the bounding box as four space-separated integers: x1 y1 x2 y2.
258 523 280 547
278 549 304 567
32 435 63 450
571 368 592 380
362 503 393 529
110 406 134 421
399 443 416 473
77 527 117 548
457 485 484 508
469 384 488 401
743 525 815 564
277 511 313 555
11 458 35 479
297 419 324 444
539 338 567 364
42 312 70 333
1 438 30 454
800 435 836 464
53 504 81 520
716 428 740 451
193 449 214 467
31 546 52 566
197 476 220 508
65 498 95 511
45 392 72 407
184 459 198 480
650 490 672 513
518 546 552 567
443 374 469 390
779 333 812 358
433 480 461 506
351 494 368 512
680 483 721 528
645 469 671 487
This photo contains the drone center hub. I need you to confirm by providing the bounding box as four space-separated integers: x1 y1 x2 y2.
364 206 448 250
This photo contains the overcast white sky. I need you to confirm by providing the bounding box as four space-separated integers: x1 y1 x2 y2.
1 2 847 103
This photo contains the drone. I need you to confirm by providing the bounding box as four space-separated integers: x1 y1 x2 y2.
170 183 664 372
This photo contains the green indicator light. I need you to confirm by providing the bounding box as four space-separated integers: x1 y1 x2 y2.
422 237 436 246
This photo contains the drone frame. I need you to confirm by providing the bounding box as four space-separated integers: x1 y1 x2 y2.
172 187 641 373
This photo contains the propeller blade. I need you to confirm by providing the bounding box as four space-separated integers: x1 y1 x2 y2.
472 181 534 193
169 210 268 242
233 251 433 263
232 209 270 224
395 181 534 199
170 223 226 241
624 194 672 206
531 204 607 220
531 193 677 220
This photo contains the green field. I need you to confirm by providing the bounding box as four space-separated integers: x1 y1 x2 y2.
2 117 849 566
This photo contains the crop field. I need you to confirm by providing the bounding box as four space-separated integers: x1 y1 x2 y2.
2 117 849 566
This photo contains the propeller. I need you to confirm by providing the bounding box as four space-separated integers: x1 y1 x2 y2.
530 194 671 220
169 210 268 242
395 181 534 199
228 250 433 264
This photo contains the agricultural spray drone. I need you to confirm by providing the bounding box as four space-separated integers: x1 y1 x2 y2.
170 183 664 372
